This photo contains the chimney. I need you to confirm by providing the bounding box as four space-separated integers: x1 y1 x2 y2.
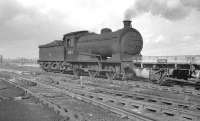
123 20 132 28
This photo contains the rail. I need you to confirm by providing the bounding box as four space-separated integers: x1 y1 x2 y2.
6 77 156 121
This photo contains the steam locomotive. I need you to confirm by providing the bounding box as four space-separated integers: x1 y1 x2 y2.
38 20 200 86
38 20 143 79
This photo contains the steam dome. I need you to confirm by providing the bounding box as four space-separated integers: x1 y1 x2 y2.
101 28 112 34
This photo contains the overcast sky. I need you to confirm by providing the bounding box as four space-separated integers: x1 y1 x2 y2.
0 0 200 58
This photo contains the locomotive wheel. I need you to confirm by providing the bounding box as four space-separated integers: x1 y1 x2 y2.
43 63 49 70
51 63 60 71
44 62 51 72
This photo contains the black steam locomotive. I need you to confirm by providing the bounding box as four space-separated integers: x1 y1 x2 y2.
38 20 143 79
38 20 200 86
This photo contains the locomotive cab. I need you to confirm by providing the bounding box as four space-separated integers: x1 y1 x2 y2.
63 36 74 56
63 31 89 59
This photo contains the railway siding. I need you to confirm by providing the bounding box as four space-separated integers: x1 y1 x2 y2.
6 77 156 121
7 75 200 121
1 69 200 121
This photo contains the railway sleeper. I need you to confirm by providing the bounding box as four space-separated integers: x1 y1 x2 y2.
15 76 200 120
72 88 200 119
162 111 176 117
91 91 200 119
86 75 199 98
122 95 134 99
106 99 115 103
129 103 143 111
33 92 85 120
7 78 142 121
146 99 157 103
144 108 157 114
130 105 140 111
32 79 200 117
25 90 85 121
195 106 200 111
130 81 197 95
116 102 126 107
178 104 190 110
161 101 173 106
101 89 197 112
43 89 197 118
135 96 145 100
160 109 199 121
30 94 78 120
89 94 131 108
179 114 199 121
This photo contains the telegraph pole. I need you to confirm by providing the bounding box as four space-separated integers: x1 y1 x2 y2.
0 55 2 64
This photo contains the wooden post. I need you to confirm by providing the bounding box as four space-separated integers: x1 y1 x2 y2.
0 55 2 64
80 76 83 88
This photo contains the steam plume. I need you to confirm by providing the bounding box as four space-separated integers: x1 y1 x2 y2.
124 0 200 20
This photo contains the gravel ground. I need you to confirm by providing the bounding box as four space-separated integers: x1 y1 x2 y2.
0 63 41 71
0 79 62 121
50 97 128 121
0 71 129 121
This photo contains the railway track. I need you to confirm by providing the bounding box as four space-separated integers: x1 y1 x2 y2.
4 77 156 121
2 68 200 96
41 78 200 121
34 73 200 106
37 71 200 97
1 69 200 121
9 75 200 121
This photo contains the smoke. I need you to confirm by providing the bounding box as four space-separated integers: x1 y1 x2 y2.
124 0 200 20
181 0 200 10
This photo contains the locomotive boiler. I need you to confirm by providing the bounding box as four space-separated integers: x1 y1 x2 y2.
38 20 143 79
77 20 143 59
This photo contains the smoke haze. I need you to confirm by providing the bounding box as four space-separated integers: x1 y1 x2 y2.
124 0 200 20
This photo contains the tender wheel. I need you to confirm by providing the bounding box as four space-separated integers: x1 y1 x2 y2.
43 62 51 72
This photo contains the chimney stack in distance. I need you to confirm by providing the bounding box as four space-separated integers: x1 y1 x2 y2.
123 20 132 28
